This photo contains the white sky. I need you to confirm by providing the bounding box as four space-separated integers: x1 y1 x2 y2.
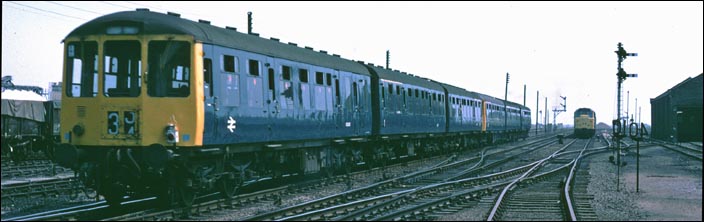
2 1 703 125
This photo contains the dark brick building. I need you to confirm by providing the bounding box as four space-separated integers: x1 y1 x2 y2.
650 73 703 142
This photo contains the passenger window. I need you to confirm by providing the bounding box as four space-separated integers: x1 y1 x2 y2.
223 55 237 72
148 41 190 97
299 69 308 83
282 65 291 80
248 59 260 76
268 68 276 101
326 73 332 86
66 41 98 97
204 58 213 97
382 86 386 107
103 41 142 97
315 72 324 85
352 82 358 105
334 79 340 105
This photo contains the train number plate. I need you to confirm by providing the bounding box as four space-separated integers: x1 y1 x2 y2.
106 111 137 135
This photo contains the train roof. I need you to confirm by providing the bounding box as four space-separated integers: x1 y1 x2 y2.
433 81 528 111
475 93 526 110
437 82 477 98
367 66 445 91
64 10 370 76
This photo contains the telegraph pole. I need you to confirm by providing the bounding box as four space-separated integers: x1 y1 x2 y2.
635 98 638 122
536 91 539 136
523 85 526 107
544 97 548 133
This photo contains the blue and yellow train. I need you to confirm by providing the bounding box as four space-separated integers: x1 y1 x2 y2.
574 108 596 138
55 9 531 206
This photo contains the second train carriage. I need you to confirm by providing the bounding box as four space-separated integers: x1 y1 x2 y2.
1 90 60 161
55 9 531 206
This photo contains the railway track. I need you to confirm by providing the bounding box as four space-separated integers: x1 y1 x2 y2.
569 161 599 221
3 196 157 221
487 138 592 221
239 135 562 221
1 175 88 202
1 161 71 179
656 142 703 161
6 148 461 221
6 132 564 221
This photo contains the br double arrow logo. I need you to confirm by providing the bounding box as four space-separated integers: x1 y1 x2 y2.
227 116 237 133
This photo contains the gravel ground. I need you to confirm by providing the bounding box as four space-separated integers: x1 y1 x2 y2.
587 144 702 221
1 191 97 219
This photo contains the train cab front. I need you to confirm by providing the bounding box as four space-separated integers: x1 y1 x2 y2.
56 29 204 205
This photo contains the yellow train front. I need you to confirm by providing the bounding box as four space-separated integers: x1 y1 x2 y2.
574 108 596 138
55 10 213 206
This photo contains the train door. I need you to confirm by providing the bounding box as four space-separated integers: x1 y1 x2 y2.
332 71 343 134
243 55 267 142
354 76 369 135
202 44 217 140
278 64 295 139
338 74 353 136
345 76 360 136
265 58 279 140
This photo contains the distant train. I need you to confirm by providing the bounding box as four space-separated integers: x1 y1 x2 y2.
55 9 531 207
574 108 596 138
1 90 60 161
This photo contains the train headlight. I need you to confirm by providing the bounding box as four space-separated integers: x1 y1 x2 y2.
72 124 85 137
165 124 179 144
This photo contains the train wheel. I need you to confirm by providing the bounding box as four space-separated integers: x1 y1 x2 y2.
218 174 239 199
102 182 125 206
176 184 195 207
153 181 174 208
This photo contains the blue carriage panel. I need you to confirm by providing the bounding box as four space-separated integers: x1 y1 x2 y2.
438 82 484 133
198 45 372 145
367 66 445 136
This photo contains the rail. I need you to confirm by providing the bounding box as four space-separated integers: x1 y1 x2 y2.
486 139 577 221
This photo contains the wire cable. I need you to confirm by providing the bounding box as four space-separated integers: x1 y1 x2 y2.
46 1 102 15
99 1 131 10
6 1 86 21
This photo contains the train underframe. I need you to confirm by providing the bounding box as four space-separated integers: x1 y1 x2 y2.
574 128 595 139
1 135 55 161
55 130 527 207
